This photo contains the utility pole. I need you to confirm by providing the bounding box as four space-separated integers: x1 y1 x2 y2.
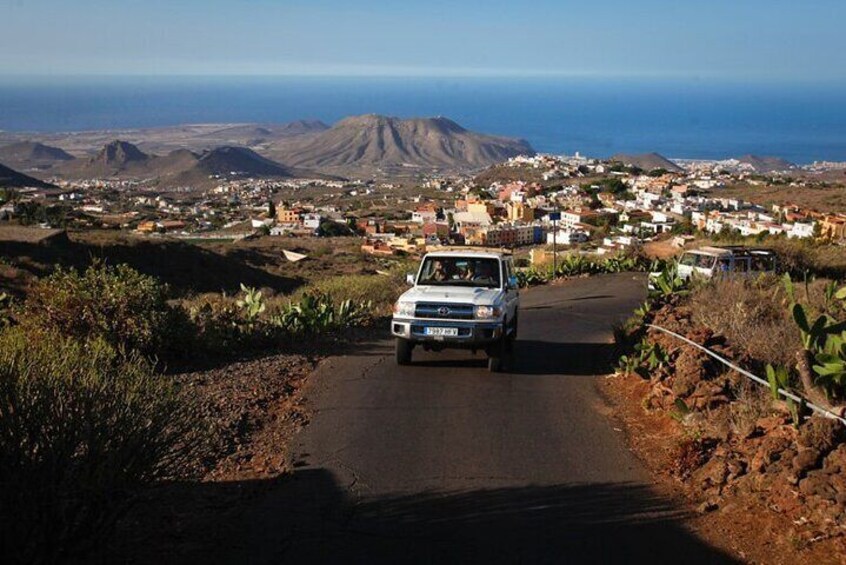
549 211 561 278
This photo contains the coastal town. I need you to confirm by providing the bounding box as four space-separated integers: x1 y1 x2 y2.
3 151 845 264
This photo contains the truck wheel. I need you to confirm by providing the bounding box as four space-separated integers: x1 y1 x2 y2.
396 338 413 366
488 338 508 373
488 353 502 373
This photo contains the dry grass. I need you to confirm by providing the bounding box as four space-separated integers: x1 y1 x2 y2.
715 180 846 215
687 274 843 369
688 276 798 368
688 381 775 441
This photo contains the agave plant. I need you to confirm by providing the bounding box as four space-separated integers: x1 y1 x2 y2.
786 275 846 400
268 292 373 335
765 364 792 400
236 284 266 324
648 263 688 299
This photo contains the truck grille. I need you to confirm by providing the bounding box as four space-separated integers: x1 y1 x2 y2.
415 303 475 320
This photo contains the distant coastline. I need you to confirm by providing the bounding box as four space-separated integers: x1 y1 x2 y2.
2 77 846 164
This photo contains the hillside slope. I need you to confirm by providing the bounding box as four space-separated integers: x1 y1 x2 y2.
737 155 796 173
0 141 74 171
610 152 684 173
0 162 55 188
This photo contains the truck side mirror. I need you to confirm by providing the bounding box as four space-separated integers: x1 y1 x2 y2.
406 273 416 286
508 275 519 289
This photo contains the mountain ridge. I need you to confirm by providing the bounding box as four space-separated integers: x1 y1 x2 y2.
52 140 313 188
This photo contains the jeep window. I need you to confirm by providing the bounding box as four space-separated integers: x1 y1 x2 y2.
751 254 776 272
418 257 501 288
732 257 750 272
680 252 716 269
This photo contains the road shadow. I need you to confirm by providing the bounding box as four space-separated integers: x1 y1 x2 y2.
522 294 615 310
404 340 618 375
110 468 737 564
511 340 619 376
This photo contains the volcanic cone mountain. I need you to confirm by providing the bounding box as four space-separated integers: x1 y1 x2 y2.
269 114 535 174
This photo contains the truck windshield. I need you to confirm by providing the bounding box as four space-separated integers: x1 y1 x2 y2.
418 257 501 288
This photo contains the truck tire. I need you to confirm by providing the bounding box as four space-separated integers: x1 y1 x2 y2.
488 337 509 373
396 338 413 366
488 352 502 373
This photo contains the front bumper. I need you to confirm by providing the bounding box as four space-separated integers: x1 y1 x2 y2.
391 317 504 345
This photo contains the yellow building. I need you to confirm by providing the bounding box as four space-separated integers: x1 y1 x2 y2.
467 201 493 216
820 215 846 240
506 202 535 223
276 208 299 224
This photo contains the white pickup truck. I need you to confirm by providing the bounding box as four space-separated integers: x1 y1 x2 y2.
391 251 520 372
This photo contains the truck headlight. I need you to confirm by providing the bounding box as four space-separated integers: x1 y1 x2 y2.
393 301 415 317
474 305 502 319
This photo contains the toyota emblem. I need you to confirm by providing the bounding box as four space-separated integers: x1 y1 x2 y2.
438 306 450 316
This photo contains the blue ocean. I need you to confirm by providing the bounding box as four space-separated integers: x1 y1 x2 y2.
1 76 845 164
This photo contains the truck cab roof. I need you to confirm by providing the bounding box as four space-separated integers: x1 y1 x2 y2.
423 249 511 260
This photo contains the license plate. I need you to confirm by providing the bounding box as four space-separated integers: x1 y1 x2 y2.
425 327 459 337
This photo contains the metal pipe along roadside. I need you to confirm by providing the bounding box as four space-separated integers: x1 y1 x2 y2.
646 324 846 426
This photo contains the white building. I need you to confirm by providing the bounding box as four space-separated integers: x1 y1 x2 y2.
546 229 588 245
787 222 815 239
303 213 323 230
411 210 438 223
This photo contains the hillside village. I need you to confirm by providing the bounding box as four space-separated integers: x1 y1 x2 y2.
3 150 844 264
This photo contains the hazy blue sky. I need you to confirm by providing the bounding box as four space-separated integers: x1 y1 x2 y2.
1 0 844 80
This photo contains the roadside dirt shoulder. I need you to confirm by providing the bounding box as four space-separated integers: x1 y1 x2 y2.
598 373 846 564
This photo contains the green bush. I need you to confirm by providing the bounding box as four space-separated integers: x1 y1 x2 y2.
20 261 189 361
184 284 378 355
516 253 658 287
295 271 405 313
186 293 246 352
269 292 372 335
0 329 205 563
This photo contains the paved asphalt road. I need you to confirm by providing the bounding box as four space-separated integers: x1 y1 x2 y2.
211 273 738 564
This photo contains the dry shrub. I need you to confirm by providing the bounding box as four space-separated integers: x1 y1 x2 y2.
20 261 191 361
724 381 775 438
687 276 798 368
0 328 206 563
765 238 846 280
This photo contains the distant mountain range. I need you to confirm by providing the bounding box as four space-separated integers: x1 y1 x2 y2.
0 115 535 181
266 115 535 174
0 119 332 161
0 116 806 183
49 140 305 187
0 162 54 188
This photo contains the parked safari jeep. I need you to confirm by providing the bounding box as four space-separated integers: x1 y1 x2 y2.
649 246 779 291
391 251 519 372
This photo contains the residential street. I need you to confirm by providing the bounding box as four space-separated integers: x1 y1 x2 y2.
207 273 737 564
